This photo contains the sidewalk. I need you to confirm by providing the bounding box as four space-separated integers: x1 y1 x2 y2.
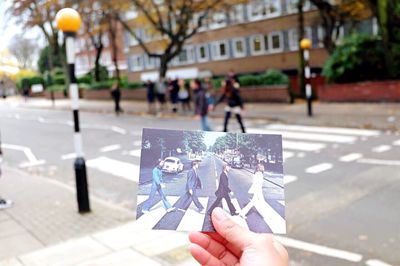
0 166 195 265
3 97 399 131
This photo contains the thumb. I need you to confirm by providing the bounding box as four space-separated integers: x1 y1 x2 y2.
211 207 254 249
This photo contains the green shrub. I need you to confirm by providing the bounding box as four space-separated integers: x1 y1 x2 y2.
122 82 144 90
211 78 224 88
322 34 387 83
30 76 45 85
47 84 66 92
53 74 66 85
77 74 92 84
88 80 114 90
239 75 262 86
259 70 289 85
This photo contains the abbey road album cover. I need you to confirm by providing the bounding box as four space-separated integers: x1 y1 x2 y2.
135 128 286 234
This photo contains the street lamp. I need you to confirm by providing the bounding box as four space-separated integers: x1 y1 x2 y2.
300 38 313 117
56 8 90 213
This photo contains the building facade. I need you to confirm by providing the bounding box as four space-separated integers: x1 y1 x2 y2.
123 0 377 83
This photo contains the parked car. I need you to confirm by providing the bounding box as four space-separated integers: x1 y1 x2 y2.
230 157 243 169
162 157 184 174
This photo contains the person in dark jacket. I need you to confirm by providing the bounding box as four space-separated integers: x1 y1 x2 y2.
207 164 237 215
110 82 123 115
169 78 180 113
178 160 204 213
146 80 156 114
191 79 212 131
215 79 246 133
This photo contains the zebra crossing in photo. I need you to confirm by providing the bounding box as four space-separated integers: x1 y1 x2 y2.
135 195 286 234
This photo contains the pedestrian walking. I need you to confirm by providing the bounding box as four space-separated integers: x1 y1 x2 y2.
192 79 212 131
178 79 191 113
156 78 167 113
207 164 238 216
227 69 240 87
110 82 123 115
142 160 175 213
238 163 269 219
146 80 156 114
0 135 12 210
178 160 205 213
215 79 246 133
169 78 179 113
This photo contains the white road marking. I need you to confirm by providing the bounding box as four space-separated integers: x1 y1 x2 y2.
129 149 142 157
275 236 363 262
357 158 400 166
278 200 285 206
248 128 357 143
392 139 400 146
111 126 127 135
365 259 393 266
15 114 20 120
305 163 333 174
133 140 142 146
266 124 381 137
38 116 45 123
256 200 286 234
283 151 295 161
134 197 180 229
137 195 149 205
61 153 77 160
2 144 46 168
284 175 298 185
176 197 208 232
283 140 326 152
372 145 392 153
296 152 306 158
100 144 121 153
339 153 363 162
86 157 139 182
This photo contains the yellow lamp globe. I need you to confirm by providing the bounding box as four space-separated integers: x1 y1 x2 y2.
300 38 312 50
55 8 81 33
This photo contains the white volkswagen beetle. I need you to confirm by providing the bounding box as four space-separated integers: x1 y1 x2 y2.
161 157 184 174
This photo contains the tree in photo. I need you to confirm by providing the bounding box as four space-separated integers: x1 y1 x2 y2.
8 34 38 69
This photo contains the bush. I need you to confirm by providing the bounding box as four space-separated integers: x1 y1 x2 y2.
77 74 92 84
322 34 387 83
239 75 262 86
53 74 66 85
88 80 114 90
211 78 224 88
259 70 289 85
122 82 144 90
30 76 45 85
47 84 66 92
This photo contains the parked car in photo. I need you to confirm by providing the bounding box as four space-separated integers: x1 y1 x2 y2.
161 157 184 174
230 156 243 169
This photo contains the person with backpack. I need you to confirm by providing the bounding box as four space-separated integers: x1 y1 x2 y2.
191 79 212 131
215 79 246 133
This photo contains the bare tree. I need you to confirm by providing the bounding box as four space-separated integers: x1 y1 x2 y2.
9 34 38 69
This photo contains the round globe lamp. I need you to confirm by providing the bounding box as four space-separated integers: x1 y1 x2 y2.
300 38 312 50
55 8 81 33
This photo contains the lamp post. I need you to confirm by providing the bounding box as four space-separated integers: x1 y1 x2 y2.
300 38 313 117
56 8 90 213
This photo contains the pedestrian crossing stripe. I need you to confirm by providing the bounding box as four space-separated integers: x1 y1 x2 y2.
135 196 286 234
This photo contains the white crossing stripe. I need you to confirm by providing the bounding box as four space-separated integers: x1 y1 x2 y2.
372 145 392 153
306 163 333 174
393 140 400 146
357 158 400 166
134 197 180 229
283 151 295 161
111 126 127 135
137 195 149 205
176 197 209 232
61 153 77 160
283 140 326 152
133 140 142 146
275 236 363 262
365 259 393 266
266 124 380 137
248 128 357 143
256 200 286 234
278 200 285 206
339 153 363 162
129 149 142 157
100 144 121 153
284 175 298 185
86 157 139 182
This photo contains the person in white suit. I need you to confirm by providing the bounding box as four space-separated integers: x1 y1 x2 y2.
239 163 268 219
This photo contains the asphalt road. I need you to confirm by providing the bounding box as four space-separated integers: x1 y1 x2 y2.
1 101 399 265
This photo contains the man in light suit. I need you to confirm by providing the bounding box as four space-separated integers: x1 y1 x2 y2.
207 164 237 215
179 160 204 213
142 160 175 213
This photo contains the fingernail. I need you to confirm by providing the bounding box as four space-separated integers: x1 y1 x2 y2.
213 207 228 221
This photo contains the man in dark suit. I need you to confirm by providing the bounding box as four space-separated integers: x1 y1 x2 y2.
179 160 205 213
207 164 237 216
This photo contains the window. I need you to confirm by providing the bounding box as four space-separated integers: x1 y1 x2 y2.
269 32 284 53
129 54 143 72
211 40 230 60
177 46 195 65
192 13 208 32
232 38 246 58
209 11 227 29
197 44 209 62
229 5 245 24
286 0 311 14
317 26 324 48
248 0 281 21
288 28 312 51
250 35 265 55
145 54 156 69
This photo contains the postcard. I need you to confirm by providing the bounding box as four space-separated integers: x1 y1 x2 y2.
135 128 286 234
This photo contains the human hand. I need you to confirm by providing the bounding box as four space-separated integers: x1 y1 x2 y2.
189 207 288 266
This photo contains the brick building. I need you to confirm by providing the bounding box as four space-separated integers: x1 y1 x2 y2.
122 0 377 84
